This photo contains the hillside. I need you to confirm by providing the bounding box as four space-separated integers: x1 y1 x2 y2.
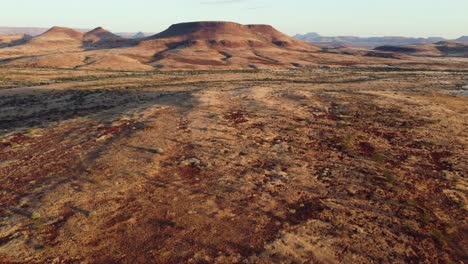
26 26 84 48
0 34 31 48
143 21 312 50
134 21 323 69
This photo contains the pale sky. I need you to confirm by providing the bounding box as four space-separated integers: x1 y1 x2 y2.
1 0 467 38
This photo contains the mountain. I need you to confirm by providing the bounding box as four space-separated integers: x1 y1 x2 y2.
115 32 157 38
84 27 122 43
133 32 146 39
82 27 137 48
0 21 466 70
294 32 446 48
456 36 468 43
147 22 265 43
0 27 48 36
0 27 93 36
292 32 321 42
0 27 157 39
143 21 319 51
374 41 468 57
26 26 84 48
136 21 322 69
0 22 325 70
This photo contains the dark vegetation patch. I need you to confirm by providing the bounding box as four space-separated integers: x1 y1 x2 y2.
223 110 248 124
286 200 327 225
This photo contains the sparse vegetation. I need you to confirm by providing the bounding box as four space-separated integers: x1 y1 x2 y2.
0 66 466 263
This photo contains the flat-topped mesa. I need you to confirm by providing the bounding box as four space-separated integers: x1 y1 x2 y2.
141 21 267 49
434 40 465 46
142 21 318 50
375 41 468 57
148 21 256 40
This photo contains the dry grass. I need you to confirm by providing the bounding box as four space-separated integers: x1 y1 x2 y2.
0 66 466 263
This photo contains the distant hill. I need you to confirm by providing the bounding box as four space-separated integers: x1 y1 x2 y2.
115 32 157 38
84 27 122 43
133 32 146 39
456 36 468 42
83 27 137 48
1 22 466 70
374 41 468 57
0 27 94 36
294 32 451 48
0 27 155 39
0 22 326 70
26 26 84 48
0 27 48 36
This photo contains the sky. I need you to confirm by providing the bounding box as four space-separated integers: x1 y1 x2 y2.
1 0 467 38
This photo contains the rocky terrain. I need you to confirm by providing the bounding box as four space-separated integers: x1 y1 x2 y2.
0 21 467 263
0 66 466 263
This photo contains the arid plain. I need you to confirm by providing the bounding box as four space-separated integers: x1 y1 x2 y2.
0 22 467 263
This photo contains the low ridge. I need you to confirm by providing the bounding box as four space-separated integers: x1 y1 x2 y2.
375 41 468 57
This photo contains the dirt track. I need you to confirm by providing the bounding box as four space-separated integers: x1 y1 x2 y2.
0 67 467 263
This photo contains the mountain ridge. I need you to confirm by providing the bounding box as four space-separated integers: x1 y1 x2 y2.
294 32 467 48
0 22 466 70
374 41 468 57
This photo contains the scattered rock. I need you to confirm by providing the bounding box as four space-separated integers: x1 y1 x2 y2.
443 189 467 210
346 186 359 195
181 158 202 167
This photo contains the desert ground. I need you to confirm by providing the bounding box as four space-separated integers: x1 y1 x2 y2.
0 65 466 263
